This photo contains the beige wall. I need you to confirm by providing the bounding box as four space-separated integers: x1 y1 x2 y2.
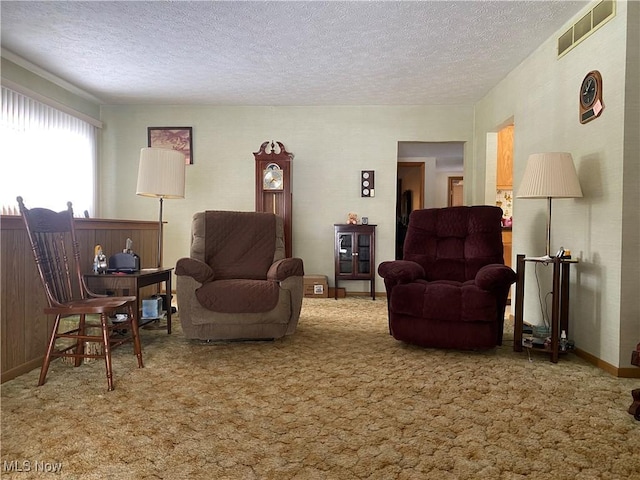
474 0 639 369
99 105 474 295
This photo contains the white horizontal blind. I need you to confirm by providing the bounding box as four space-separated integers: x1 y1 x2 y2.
0 86 96 216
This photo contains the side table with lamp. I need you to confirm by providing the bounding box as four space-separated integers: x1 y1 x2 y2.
513 152 583 363
83 147 187 334
132 147 186 327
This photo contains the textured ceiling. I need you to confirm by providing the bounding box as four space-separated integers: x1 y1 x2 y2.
1 1 588 106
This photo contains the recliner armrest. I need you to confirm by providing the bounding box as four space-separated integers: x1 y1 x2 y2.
267 258 304 282
378 260 425 284
175 257 215 284
475 264 517 291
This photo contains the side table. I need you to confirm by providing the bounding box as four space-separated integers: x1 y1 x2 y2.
513 254 578 363
84 268 173 334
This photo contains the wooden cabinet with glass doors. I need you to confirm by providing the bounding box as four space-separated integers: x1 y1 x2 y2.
334 224 376 300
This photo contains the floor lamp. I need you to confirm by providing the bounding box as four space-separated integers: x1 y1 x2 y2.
516 152 583 260
136 147 186 268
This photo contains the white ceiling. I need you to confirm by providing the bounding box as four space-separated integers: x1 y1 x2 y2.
1 0 589 106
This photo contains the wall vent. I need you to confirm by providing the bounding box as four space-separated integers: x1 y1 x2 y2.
558 0 615 58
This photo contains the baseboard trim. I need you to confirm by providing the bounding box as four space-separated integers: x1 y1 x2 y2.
574 348 640 378
341 291 387 299
1 357 43 383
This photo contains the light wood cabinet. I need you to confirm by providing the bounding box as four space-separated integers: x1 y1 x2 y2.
1 216 159 383
497 125 514 190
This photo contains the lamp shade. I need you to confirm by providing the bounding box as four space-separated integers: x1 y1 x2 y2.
516 152 583 198
136 147 186 199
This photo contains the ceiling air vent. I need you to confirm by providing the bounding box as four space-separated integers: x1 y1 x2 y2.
558 0 615 58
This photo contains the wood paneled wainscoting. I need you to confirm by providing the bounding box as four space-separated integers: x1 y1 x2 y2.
1 216 159 383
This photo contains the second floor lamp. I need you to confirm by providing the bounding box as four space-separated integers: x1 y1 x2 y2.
516 152 583 260
136 147 186 268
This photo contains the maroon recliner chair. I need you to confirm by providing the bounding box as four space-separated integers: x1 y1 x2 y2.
378 206 516 350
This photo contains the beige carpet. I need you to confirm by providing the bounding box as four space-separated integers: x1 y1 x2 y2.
1 297 638 479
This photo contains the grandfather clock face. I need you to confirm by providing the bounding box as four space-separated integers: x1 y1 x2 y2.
263 163 284 192
258 161 288 215
254 141 293 257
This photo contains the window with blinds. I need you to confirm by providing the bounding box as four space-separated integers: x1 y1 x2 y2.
1 86 97 216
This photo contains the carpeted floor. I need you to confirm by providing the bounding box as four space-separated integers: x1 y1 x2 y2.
1 297 638 479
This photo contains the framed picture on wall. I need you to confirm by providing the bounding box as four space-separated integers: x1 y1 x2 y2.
147 126 193 164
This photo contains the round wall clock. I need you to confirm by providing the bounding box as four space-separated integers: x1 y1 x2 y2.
579 70 604 124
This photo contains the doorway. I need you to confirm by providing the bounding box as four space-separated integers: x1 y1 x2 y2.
448 176 464 206
396 162 425 259
396 141 464 259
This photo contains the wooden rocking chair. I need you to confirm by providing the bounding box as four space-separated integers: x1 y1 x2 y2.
17 197 144 391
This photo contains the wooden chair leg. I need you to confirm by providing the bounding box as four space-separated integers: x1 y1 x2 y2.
100 313 114 391
38 315 62 386
75 314 86 367
129 304 144 369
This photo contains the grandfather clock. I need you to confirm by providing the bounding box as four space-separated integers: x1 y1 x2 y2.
254 141 294 257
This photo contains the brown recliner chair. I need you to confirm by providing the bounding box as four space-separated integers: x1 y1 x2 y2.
176 211 304 340
378 206 516 350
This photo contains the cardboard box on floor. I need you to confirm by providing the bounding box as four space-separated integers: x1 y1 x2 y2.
303 275 329 298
